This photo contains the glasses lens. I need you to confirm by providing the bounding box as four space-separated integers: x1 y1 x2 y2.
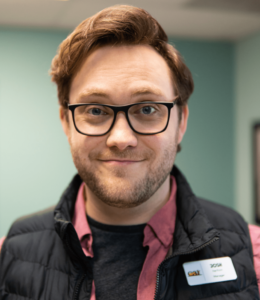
128 103 168 134
74 104 114 135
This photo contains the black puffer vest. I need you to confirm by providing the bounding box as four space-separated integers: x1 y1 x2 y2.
0 166 259 299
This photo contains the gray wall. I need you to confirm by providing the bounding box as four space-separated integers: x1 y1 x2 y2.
0 28 235 236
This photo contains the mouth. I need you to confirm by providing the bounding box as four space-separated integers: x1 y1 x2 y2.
99 159 144 166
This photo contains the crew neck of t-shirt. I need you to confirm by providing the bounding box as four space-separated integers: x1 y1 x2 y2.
87 214 146 234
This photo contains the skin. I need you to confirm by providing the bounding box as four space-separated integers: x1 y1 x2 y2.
60 44 189 225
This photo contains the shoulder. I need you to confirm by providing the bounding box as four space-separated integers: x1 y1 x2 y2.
197 197 249 236
196 198 255 263
0 207 70 297
7 206 56 239
1 206 62 275
2 206 57 257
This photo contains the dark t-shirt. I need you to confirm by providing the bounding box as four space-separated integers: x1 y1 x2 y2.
87 215 148 300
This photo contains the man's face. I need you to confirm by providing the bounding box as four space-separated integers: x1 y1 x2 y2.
60 45 188 208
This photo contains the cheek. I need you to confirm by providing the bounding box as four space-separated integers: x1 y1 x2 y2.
68 129 88 156
167 114 180 140
142 135 166 158
73 135 105 158
150 123 179 157
168 109 179 130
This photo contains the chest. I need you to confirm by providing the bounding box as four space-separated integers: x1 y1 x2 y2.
155 237 259 300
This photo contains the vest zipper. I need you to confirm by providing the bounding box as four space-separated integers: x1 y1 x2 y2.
73 273 87 300
153 236 219 300
64 232 88 300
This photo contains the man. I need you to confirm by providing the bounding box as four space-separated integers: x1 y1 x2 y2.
0 5 260 300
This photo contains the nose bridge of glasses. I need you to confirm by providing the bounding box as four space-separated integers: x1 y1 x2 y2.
112 104 131 115
112 109 132 130
111 104 132 124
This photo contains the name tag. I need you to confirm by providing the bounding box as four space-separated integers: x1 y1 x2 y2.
183 257 237 286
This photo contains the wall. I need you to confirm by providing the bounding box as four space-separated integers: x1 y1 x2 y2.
0 28 235 237
0 28 76 237
173 39 234 209
235 31 260 223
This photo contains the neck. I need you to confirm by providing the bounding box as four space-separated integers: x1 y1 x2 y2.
84 176 171 225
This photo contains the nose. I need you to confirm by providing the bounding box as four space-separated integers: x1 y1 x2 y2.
106 112 138 151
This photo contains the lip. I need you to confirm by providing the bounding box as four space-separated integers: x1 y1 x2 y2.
99 159 143 165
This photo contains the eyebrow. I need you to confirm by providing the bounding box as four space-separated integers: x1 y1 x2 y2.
76 86 165 102
77 90 107 101
130 87 165 98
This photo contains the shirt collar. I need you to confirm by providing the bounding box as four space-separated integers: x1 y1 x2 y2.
72 182 91 242
144 176 177 248
72 175 177 248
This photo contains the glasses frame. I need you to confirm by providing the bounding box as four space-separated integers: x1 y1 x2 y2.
68 100 177 136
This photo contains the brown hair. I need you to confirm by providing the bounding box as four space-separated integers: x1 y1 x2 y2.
50 5 194 151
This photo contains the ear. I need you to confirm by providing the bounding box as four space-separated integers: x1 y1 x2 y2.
177 105 189 144
59 106 70 138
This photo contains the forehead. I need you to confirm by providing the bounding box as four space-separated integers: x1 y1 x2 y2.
69 44 174 104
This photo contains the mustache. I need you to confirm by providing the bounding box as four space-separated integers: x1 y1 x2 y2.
89 148 153 160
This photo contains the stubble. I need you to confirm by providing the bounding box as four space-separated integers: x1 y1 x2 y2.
71 137 178 208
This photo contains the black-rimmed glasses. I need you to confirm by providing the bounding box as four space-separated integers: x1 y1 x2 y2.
68 100 177 136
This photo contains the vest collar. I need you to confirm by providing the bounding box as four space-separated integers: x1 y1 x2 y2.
171 166 220 255
54 174 82 240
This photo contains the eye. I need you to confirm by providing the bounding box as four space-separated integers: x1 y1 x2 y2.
88 107 107 115
140 106 156 115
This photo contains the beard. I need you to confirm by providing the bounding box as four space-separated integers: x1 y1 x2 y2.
71 136 178 209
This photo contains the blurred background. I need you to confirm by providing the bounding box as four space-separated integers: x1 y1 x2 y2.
0 0 260 237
